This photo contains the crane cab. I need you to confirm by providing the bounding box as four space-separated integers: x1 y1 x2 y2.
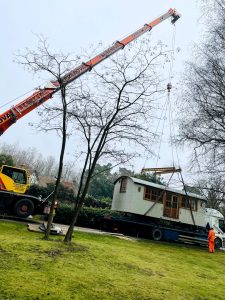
0 165 29 194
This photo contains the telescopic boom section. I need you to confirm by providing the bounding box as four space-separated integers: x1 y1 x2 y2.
0 9 180 135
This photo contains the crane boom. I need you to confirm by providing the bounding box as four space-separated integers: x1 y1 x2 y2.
0 9 180 135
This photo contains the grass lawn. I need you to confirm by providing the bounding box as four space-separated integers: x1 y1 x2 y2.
0 221 225 300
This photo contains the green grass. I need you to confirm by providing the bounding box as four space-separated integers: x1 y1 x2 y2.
0 221 224 300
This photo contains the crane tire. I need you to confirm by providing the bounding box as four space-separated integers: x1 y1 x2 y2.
14 199 34 218
152 228 163 241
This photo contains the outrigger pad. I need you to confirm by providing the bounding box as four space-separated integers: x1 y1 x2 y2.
39 223 63 235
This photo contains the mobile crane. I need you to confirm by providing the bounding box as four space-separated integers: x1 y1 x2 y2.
0 9 180 218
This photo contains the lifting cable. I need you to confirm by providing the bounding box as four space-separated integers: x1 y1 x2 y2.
144 170 175 216
142 24 178 173
167 95 196 225
143 24 196 226
142 93 169 169
0 88 35 110
155 99 169 168
167 24 178 168
0 77 51 110
166 24 183 175
167 26 196 226
153 25 179 169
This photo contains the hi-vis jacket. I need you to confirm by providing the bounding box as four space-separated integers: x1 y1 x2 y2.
208 229 216 242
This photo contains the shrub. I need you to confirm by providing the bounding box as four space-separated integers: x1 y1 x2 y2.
84 195 112 209
54 203 121 228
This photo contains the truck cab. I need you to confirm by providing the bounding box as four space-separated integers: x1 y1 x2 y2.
205 208 225 249
0 165 29 194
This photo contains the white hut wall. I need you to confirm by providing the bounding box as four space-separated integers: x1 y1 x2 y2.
112 177 207 227
112 178 163 218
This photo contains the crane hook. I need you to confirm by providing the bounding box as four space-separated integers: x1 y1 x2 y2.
167 83 172 93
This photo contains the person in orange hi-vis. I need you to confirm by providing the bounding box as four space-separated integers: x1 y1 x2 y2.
208 227 216 253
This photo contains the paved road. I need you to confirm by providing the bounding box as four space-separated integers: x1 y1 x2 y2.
0 215 132 238
27 222 135 240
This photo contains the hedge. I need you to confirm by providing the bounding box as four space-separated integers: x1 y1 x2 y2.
53 204 122 228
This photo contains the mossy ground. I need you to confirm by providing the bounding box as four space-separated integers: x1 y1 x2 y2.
0 221 224 300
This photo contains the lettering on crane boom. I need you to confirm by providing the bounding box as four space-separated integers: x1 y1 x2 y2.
0 112 13 124
63 64 88 84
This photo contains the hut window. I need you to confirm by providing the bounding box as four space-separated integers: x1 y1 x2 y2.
181 197 197 211
181 197 188 208
200 201 205 208
166 192 172 207
152 189 162 202
138 187 141 192
144 187 151 199
172 196 178 208
120 178 127 193
144 187 162 202
191 199 197 210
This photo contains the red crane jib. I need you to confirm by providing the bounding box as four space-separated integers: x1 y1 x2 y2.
0 8 180 135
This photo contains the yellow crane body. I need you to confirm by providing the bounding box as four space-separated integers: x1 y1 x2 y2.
0 165 29 194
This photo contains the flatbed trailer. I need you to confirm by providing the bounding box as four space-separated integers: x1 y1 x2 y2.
101 214 223 249
110 176 225 249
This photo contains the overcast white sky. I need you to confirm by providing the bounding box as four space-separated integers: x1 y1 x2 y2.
1 0 203 184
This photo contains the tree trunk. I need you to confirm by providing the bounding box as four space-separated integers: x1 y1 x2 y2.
44 86 67 240
64 202 83 243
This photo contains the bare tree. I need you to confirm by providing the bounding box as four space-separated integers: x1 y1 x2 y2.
64 38 168 242
0 142 77 180
194 176 225 211
178 0 225 174
16 36 78 239
44 156 56 177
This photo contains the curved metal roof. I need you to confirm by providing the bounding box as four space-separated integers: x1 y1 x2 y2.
115 176 206 201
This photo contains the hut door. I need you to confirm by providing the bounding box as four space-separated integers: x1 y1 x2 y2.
163 193 179 219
